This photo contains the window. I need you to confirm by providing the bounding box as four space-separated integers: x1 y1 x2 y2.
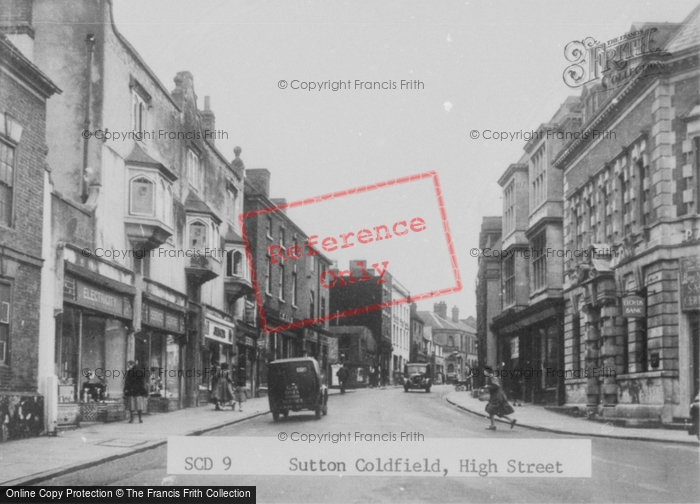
530 147 546 209
309 289 315 318
532 231 547 291
321 294 326 319
266 254 273 295
131 90 147 132
638 159 650 226
266 215 273 239
0 141 14 227
278 264 285 301
503 180 515 235
130 176 155 215
189 221 208 249
571 314 581 372
227 250 243 277
0 283 9 364
503 255 515 307
633 289 648 372
279 228 286 247
187 149 200 191
211 222 220 249
291 265 298 306
227 187 238 224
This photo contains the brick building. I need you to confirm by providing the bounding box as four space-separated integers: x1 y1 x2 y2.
1 0 249 433
555 9 700 424
0 34 59 441
242 169 332 389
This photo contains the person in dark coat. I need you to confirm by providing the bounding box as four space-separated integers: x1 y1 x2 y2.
211 364 234 410
336 364 349 394
484 369 516 430
123 360 148 423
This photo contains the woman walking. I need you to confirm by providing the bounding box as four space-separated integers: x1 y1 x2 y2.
211 364 234 410
124 360 148 423
484 369 517 430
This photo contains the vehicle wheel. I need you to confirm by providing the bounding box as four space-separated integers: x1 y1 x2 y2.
426 387 431 393
272 410 280 421
315 405 322 418
404 386 409 392
322 405 328 416
283 410 289 418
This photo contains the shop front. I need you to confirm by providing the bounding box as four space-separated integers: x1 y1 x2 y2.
57 273 134 427
136 297 186 413
201 309 236 405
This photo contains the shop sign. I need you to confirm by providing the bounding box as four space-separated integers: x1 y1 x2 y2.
680 257 700 311
143 303 185 334
622 295 646 318
64 276 132 319
165 313 180 333
257 337 267 349
205 315 235 345
242 336 255 347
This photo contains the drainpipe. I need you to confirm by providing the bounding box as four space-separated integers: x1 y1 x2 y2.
81 34 95 203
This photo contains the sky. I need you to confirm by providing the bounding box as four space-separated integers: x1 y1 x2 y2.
113 0 698 320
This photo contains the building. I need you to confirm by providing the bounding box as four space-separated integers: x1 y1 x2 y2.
2 0 249 432
418 302 473 383
554 9 700 424
462 316 479 372
390 278 410 382
242 169 332 390
409 303 427 363
490 97 582 405
328 325 376 388
475 216 502 381
0 34 60 441
328 260 393 382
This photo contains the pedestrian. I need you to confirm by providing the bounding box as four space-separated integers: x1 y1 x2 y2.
483 369 516 430
123 360 147 424
510 370 522 406
211 364 234 410
233 378 247 412
336 364 349 394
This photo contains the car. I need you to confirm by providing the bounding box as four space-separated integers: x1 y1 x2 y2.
268 357 328 421
403 363 431 393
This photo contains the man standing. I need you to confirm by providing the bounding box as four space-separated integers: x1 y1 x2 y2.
124 361 148 423
336 364 349 394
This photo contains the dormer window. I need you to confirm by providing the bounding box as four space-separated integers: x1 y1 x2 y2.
227 250 244 277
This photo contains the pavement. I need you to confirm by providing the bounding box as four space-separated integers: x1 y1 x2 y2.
446 389 700 446
1 387 697 487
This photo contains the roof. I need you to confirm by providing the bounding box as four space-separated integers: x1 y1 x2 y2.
665 4 700 53
269 357 319 365
185 191 221 224
0 35 61 98
417 311 466 332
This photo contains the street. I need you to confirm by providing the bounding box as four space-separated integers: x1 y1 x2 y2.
41 386 699 503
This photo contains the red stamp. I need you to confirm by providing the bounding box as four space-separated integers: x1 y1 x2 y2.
240 171 460 333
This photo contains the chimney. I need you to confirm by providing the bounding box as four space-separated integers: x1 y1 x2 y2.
246 168 270 197
452 306 459 322
0 1 35 61
201 96 215 144
271 198 287 215
433 301 447 319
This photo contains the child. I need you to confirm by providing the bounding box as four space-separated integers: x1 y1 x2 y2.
233 379 247 412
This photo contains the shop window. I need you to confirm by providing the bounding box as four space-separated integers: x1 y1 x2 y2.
0 141 14 228
130 176 155 216
189 220 208 249
0 283 10 364
621 316 629 374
